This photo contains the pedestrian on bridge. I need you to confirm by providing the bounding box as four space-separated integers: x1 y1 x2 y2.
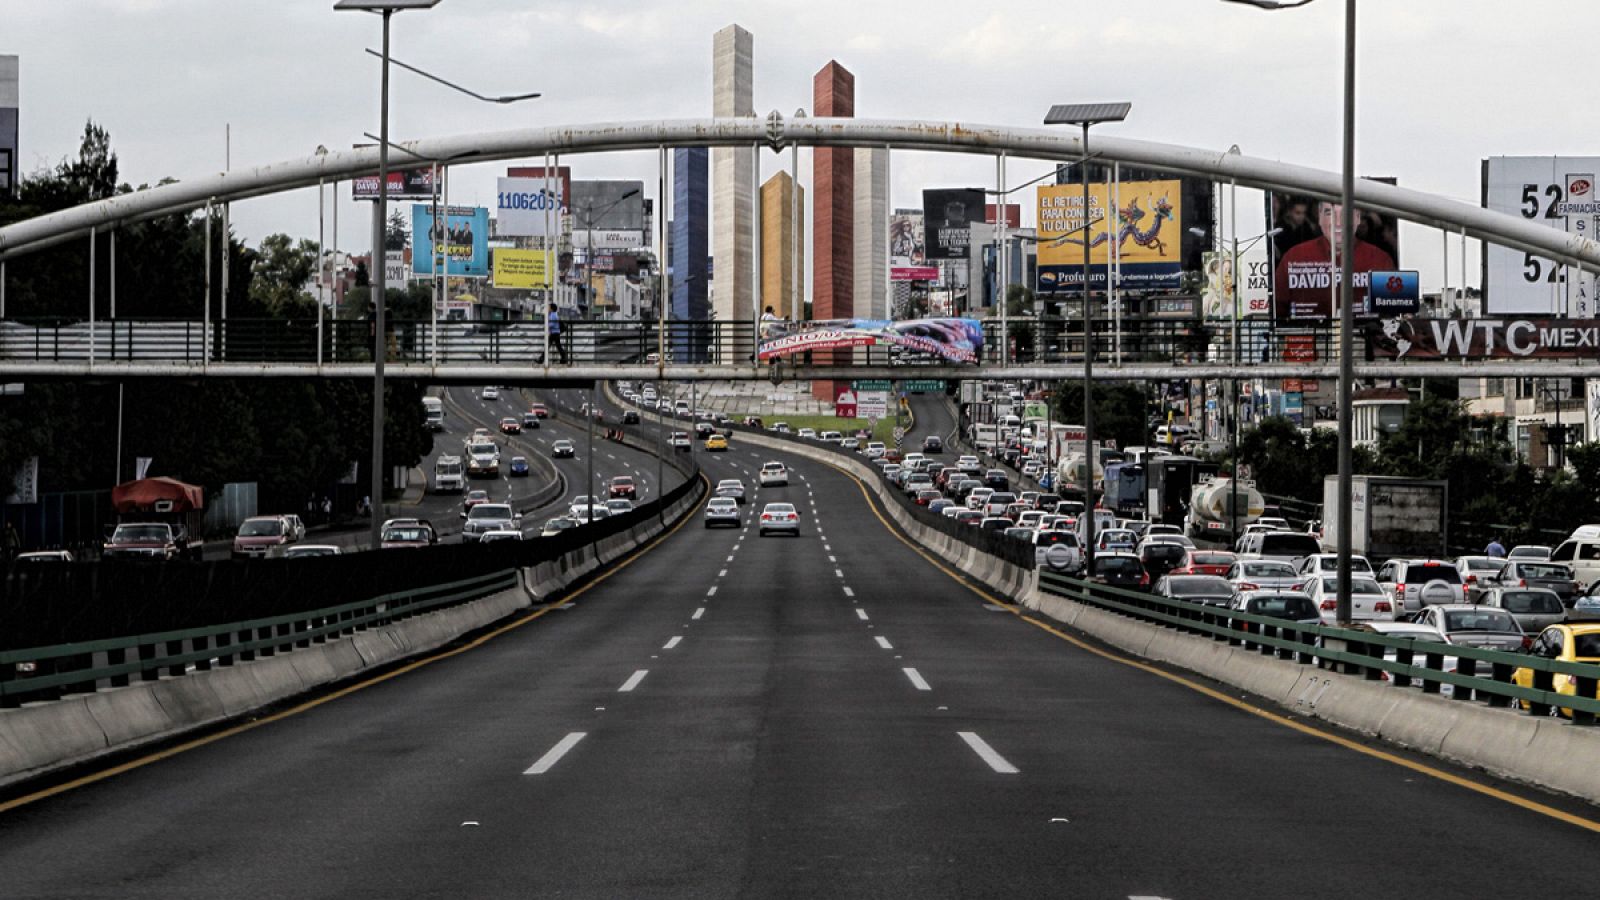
2 521 19 563
547 308 567 364
1486 536 1507 558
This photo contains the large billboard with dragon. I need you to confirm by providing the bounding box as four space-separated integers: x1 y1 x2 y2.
1035 179 1184 291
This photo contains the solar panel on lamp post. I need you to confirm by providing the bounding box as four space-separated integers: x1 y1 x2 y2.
334 0 443 551
1044 102 1131 576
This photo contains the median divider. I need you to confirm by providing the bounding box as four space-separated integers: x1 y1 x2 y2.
0 443 705 791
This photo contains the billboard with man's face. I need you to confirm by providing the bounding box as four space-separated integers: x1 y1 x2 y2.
412 205 490 278
922 189 985 260
1269 181 1399 320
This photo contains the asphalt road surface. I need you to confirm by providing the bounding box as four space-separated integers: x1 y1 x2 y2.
4 397 1598 898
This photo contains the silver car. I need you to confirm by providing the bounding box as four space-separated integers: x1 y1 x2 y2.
1410 604 1525 652
461 503 519 538
714 479 747 505
1479 588 1566 634
1225 559 1301 593
1375 559 1466 614
759 502 800 536
1453 555 1508 603
704 497 741 528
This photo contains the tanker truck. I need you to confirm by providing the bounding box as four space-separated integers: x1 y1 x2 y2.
1185 474 1265 540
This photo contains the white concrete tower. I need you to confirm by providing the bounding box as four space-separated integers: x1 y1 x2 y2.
711 25 754 328
854 146 889 319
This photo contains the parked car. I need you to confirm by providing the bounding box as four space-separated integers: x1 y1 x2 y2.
1153 574 1235 607
1499 560 1581 605
1453 555 1509 603
1513 624 1600 716
1225 559 1301 593
1507 545 1553 561
1410 604 1526 652
1478 587 1567 634
1299 574 1395 623
1375 559 1467 614
1087 552 1148 590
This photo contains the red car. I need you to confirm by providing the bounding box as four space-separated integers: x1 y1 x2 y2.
916 489 942 506
1174 549 1237 576
609 476 636 499
528 403 550 419
463 490 490 511
499 417 522 435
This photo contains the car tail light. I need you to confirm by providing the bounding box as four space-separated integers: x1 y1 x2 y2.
1238 582 1258 591
1519 579 1527 588
761 514 771 521
1291 581 1306 591
1466 574 1477 584
1521 635 1533 651
1396 583 1406 596
1375 600 1392 613
1139 573 1150 586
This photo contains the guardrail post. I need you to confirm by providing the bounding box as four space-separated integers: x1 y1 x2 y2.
1394 645 1414 688
138 641 160 682
1529 669 1554 717
1420 651 1444 695
1485 661 1513 709
1454 657 1479 702
166 639 185 678
192 634 212 671
1573 675 1598 726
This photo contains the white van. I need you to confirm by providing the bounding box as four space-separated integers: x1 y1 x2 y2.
1550 538 1600 589
1074 509 1118 548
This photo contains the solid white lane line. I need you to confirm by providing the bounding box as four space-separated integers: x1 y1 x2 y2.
903 667 932 691
958 731 1020 774
692 607 706 620
663 636 683 650
618 670 649 692
524 732 587 775
707 586 718 597
875 636 893 649
843 586 855 597
856 608 869 621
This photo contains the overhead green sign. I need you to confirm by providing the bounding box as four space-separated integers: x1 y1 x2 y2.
901 380 947 393
851 379 892 391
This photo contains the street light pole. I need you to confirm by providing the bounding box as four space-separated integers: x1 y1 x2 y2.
368 7 391 550
1335 0 1358 625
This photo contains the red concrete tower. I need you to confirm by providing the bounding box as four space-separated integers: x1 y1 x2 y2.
812 60 855 402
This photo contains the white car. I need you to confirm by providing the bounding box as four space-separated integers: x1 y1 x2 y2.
569 496 603 518
797 428 818 440
1295 553 1375 578
478 530 523 543
1301 573 1395 623
15 550 75 562
965 487 994 511
605 499 633 516
759 502 801 536
482 386 500 400
705 497 741 528
758 462 789 487
864 442 887 459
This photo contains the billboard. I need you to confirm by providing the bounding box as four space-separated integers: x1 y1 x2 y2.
758 317 984 364
573 230 646 250
1483 157 1600 316
492 249 552 289
411 205 489 278
890 208 926 266
985 203 1021 229
891 265 939 282
571 180 647 231
1036 179 1184 291
1367 270 1420 315
1365 317 1600 361
1200 251 1234 320
353 169 436 200
1268 183 1399 320
922 189 986 260
384 250 407 286
495 177 565 237
506 165 572 210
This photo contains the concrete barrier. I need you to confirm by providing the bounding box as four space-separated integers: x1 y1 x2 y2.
0 467 707 791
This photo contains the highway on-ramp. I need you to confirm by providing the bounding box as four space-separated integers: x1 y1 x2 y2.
3 409 1598 898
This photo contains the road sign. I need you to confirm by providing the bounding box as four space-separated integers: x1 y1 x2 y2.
835 388 858 419
901 379 947 392
851 379 892 391
857 391 890 418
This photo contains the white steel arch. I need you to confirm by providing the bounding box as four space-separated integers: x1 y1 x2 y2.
1 115 1597 274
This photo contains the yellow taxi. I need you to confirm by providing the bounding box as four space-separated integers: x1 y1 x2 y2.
1513 623 1600 717
705 433 729 452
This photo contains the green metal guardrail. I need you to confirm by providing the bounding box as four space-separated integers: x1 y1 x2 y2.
1037 570 1600 724
0 569 518 699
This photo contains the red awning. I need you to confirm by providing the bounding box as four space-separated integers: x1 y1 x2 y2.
111 477 205 513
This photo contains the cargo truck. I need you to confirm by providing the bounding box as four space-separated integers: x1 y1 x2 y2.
422 396 445 432
1320 475 1447 560
1185 475 1265 539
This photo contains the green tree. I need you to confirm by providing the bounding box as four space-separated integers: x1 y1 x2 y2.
385 210 409 251
1051 381 1148 450
247 233 320 316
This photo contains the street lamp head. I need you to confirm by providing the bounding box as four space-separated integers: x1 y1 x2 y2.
334 0 441 9
1188 227 1208 238
1043 102 1132 126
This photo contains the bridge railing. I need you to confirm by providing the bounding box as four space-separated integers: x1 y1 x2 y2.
1037 570 1600 724
0 315 1333 368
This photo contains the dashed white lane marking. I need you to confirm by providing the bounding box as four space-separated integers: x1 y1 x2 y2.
726 555 734 562
524 732 587 775
902 667 932 691
663 636 683 650
834 569 844 578
958 731 1020 774
618 670 649 692
875 636 893 650
828 555 836 563
718 569 727 577
824 544 831 552
856 609 869 621
692 607 705 620
707 586 718 597
843 586 855 597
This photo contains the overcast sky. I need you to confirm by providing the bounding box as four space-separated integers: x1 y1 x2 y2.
6 0 1594 293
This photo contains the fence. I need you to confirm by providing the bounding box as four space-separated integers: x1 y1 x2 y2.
1037 570 1600 725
